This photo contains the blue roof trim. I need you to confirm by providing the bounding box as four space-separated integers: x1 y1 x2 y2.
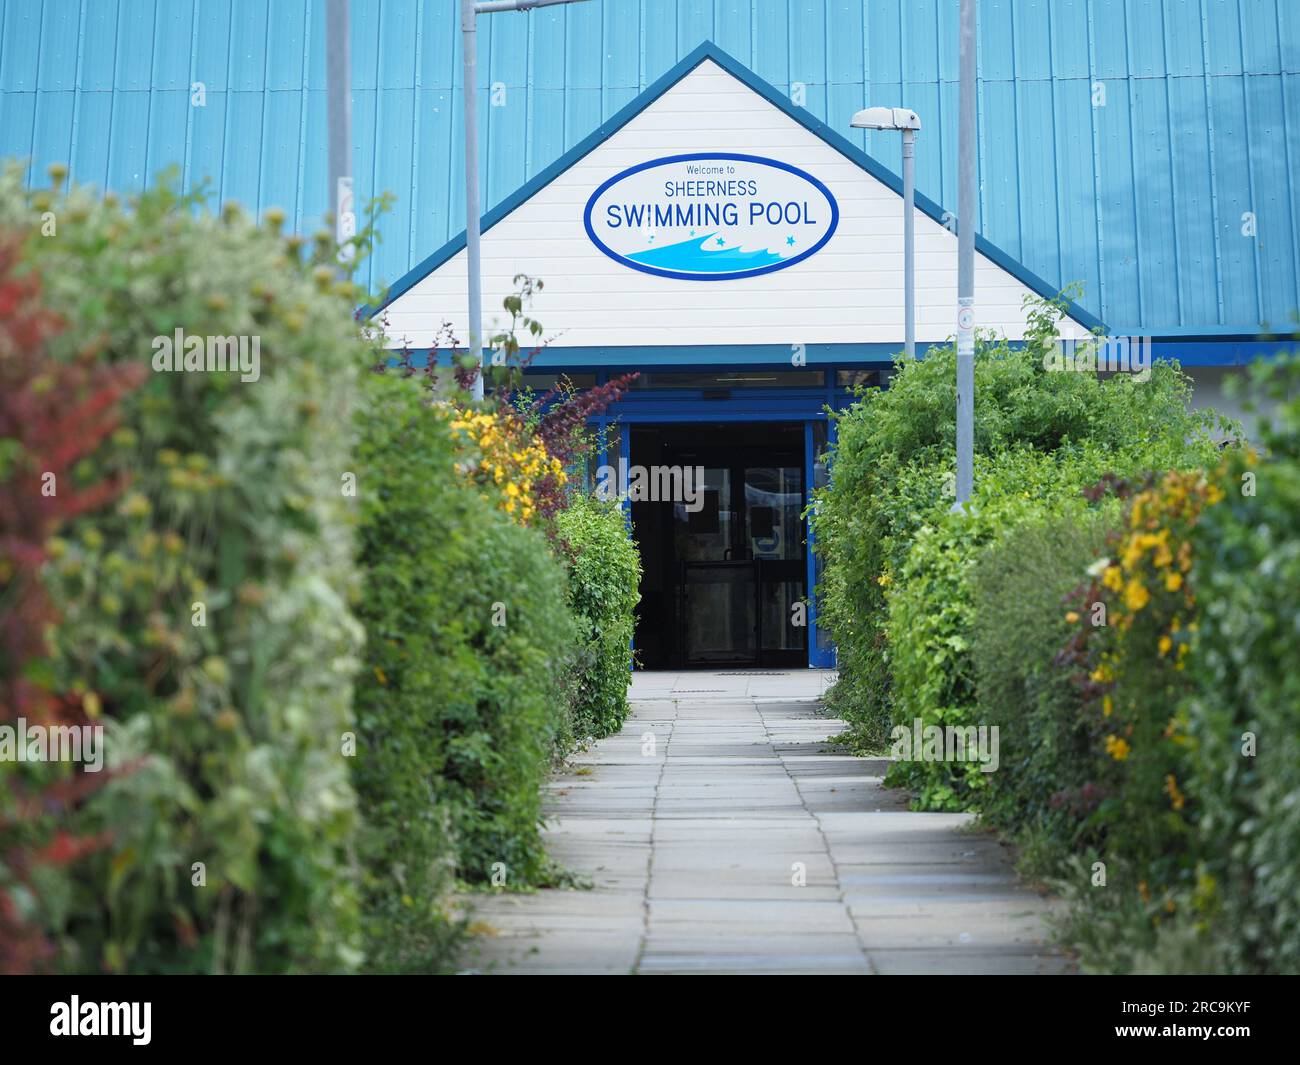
361 40 1110 330
391 337 1295 370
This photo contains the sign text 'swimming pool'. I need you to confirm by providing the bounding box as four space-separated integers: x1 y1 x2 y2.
584 153 839 281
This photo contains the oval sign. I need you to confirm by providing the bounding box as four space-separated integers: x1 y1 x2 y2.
583 152 839 281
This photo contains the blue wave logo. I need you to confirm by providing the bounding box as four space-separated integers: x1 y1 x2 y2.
625 233 785 273
584 153 839 282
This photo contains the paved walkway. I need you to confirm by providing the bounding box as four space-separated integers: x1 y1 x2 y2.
463 671 1070 975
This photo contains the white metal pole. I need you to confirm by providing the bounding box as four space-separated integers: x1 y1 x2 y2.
460 0 588 400
462 0 485 401
326 0 353 270
902 126 916 360
955 0 976 507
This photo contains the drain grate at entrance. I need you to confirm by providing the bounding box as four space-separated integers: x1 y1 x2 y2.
718 671 791 677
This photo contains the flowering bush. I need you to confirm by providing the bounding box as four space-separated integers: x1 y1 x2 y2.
0 239 143 972
812 292 1225 745
965 358 1300 973
1182 367 1300 972
381 273 635 529
448 408 565 526
1059 469 1222 916
1047 357 1300 973
1 167 370 973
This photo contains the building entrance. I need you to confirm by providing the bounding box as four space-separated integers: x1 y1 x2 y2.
630 423 807 669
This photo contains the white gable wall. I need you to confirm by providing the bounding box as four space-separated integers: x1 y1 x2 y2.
380 60 1092 352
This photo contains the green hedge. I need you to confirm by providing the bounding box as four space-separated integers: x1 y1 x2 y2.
353 374 576 941
1 166 646 974
883 446 1134 809
4 168 368 973
1182 359 1300 973
555 492 640 745
882 350 1298 973
812 295 1225 746
971 511 1113 846
1042 358 1300 974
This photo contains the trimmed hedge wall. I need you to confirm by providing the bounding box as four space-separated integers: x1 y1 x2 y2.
1 168 638 975
2 168 367 973
352 373 577 970
809 296 1300 972
555 492 640 744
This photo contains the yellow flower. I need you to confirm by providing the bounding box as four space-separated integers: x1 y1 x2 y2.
1163 773 1185 811
1102 694 1113 718
1123 577 1150 612
1164 571 1182 591
1158 634 1173 656
1065 611 1080 624
1104 734 1131 761
1102 565 1124 592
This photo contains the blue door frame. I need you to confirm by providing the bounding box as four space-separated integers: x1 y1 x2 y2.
582 366 869 669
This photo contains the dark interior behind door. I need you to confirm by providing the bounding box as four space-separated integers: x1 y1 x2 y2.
631 423 807 669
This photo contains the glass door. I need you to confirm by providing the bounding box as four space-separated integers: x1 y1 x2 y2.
744 465 806 666
676 467 756 666
674 459 805 667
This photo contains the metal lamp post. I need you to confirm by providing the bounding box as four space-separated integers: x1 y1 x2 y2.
850 106 921 360
461 0 589 400
954 0 977 508
326 0 353 271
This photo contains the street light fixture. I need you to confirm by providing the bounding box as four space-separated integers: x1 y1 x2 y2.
851 106 921 361
462 0 590 400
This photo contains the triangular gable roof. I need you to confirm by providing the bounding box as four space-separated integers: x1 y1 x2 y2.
367 41 1105 344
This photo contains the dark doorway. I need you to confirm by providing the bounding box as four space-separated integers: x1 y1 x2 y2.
630 423 807 669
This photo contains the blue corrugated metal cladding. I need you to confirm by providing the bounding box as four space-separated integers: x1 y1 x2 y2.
1 0 1297 336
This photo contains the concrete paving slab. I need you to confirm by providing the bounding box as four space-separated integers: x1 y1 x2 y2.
461 670 1069 975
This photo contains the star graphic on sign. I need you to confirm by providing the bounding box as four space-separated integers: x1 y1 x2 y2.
690 229 696 236
786 235 796 246
716 237 725 246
